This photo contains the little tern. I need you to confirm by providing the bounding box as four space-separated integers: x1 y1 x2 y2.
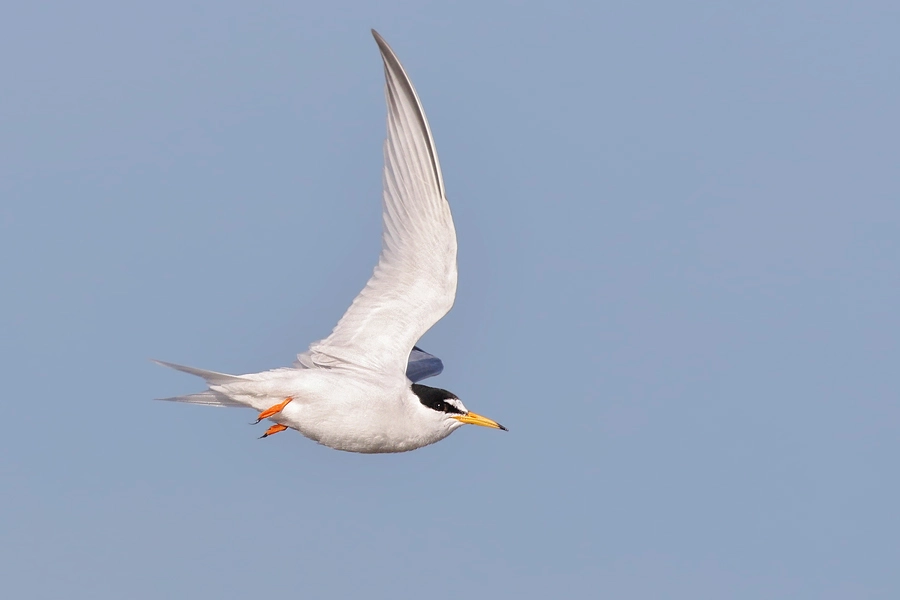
154 30 506 453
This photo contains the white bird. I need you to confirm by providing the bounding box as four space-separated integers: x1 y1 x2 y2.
154 30 506 453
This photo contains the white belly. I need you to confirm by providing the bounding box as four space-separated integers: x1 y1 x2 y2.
216 368 453 453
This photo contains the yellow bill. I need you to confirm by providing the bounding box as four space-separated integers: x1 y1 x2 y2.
453 412 508 431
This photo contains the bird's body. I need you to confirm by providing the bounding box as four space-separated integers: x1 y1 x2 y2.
159 361 461 453
154 31 505 453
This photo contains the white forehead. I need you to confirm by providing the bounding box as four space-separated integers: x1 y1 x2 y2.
446 398 467 413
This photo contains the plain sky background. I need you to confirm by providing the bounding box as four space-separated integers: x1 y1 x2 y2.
1 1 898 598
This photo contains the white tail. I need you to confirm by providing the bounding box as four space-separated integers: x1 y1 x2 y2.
152 359 246 408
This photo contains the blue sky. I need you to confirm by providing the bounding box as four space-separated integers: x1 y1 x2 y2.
1 1 898 598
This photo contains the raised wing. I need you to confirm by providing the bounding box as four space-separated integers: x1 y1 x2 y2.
301 30 458 376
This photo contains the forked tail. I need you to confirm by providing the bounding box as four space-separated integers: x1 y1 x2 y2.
152 359 246 408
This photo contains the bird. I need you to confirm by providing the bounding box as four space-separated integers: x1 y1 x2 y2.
154 30 506 453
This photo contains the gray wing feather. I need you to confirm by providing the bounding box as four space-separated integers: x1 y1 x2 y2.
406 346 444 382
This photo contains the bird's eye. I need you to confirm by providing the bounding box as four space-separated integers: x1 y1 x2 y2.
435 402 445 411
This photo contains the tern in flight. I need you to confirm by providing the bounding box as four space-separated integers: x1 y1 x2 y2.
155 30 506 453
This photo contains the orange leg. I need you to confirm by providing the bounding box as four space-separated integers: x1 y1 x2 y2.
259 423 289 439
253 397 293 424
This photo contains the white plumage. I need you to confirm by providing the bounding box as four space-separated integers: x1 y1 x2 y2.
154 30 505 453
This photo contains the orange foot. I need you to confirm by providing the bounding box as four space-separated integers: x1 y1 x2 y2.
259 423 288 439
253 397 293 424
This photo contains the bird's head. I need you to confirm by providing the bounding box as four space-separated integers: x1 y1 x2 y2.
411 383 507 433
